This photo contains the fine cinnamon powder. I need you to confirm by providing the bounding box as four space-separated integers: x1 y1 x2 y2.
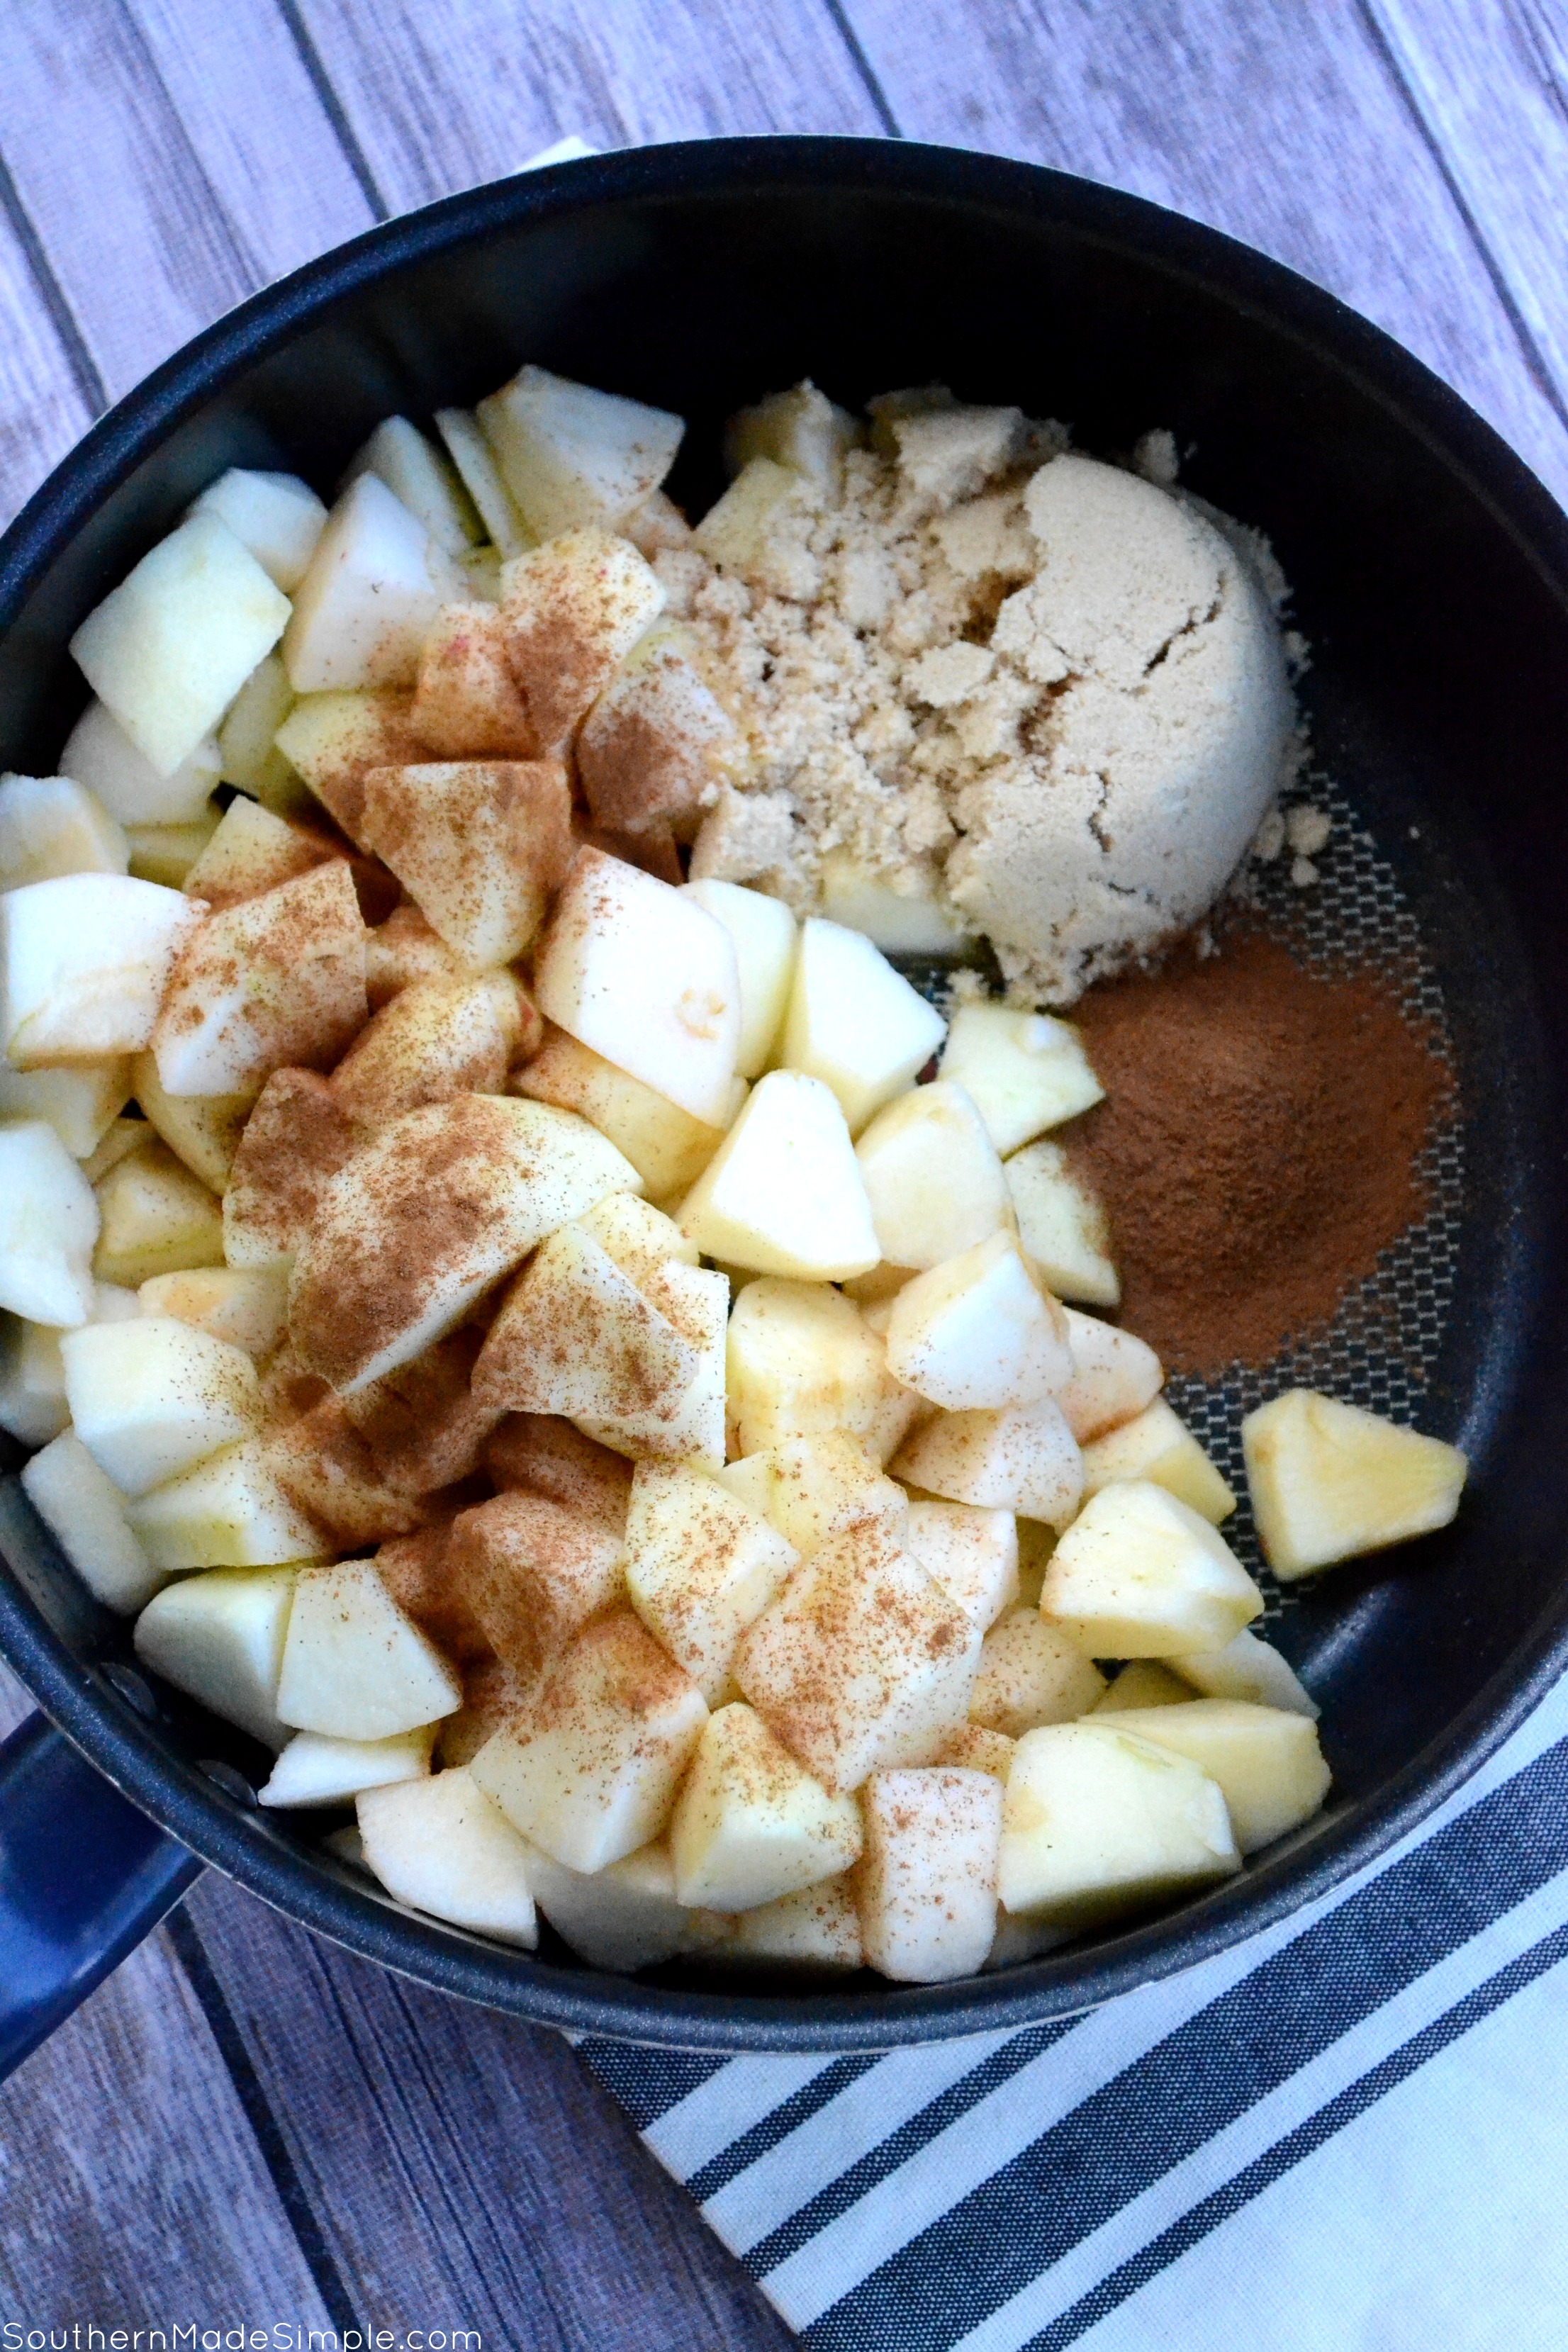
1067 930 1452 1375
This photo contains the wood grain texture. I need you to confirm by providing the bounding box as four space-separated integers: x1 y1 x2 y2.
0 1915 333 2324
289 0 885 213
839 0 1568 503
0 187 96 525
178 1871 795 2350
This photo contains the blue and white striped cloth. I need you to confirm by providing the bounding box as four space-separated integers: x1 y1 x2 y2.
581 1673 1568 2348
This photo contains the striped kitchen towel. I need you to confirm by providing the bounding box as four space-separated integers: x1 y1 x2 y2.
581 1667 1568 2348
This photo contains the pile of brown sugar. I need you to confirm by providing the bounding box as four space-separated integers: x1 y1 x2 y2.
1067 929 1452 1376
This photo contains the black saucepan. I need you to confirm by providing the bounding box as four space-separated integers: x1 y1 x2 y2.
1 138 1566 2063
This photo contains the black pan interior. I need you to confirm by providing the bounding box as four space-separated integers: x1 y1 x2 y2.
1 142 1566 2049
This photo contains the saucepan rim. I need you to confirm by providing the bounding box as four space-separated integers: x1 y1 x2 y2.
2 134 1567 2052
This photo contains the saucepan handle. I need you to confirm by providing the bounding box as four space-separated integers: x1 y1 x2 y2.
0 1711 203 2081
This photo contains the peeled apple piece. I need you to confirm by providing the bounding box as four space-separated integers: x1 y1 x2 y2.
668 1701 863 1912
0 1059 132 1160
968 1606 1106 1735
1175 1628 1318 1719
62 1314 260 1496
126 1435 325 1572
1104 1699 1332 1854
22 1428 164 1613
0 1121 99 1326
476 363 685 540
678 1070 878 1281
681 879 797 1078
69 513 291 778
717 1874 863 1971
724 1278 894 1457
892 1394 1084 1528
133 1564 298 1748
624 1462 797 1704
904 1499 1019 1631
778 917 946 1135
340 418 480 556
1079 1396 1236 1524
885 1231 1073 1411
1004 1138 1119 1309
0 773 127 889
433 408 533 557
1243 1388 1467 1578
259 1724 435 1809
523 1840 726 1973
854 1080 1009 1270
937 1000 1104 1156
60 700 222 827
1057 1308 1163 1443
1040 1478 1264 1657
189 468 327 593
998 1720 1240 1928
857 1766 1001 1983
0 874 203 1066
357 1767 538 1947
277 1559 462 1740
282 472 466 693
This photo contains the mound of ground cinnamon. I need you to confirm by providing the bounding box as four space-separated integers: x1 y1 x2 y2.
1067 930 1451 1375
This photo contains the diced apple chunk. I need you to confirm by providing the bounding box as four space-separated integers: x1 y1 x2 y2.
282 474 464 694
725 1278 893 1456
62 1314 259 1494
671 1701 862 1910
575 1190 700 1289
1243 1389 1467 1578
1058 1309 1163 1442
885 1233 1073 1411
573 1260 729 1471
221 1068 362 1269
1005 1138 1119 1309
277 1558 461 1740
130 818 222 887
515 1023 737 1200
62 700 222 827
724 381 861 500
1175 1628 1318 1719
410 603 534 757
1 874 201 1065
342 418 479 556
1080 1396 1236 1524
445 1489 627 1687
179 795 325 911
127 1435 324 1569
681 880 797 1079
272 687 430 846
470 1611 708 1874
578 626 732 841
332 973 532 1129
999 1720 1240 1929
693 457 814 590
71 513 291 776
1092 1661 1194 1713
969 1606 1106 1735
499 530 666 751
524 1839 724 1971
216 654 306 814
854 1082 1007 1270
931 1721 1016 1779
778 919 946 1134
190 467 327 592
21 1428 163 1611
678 1071 878 1280
259 1723 434 1808
288 1095 639 1393
1041 1479 1263 1657
716 1430 907 1561
476 364 683 542
0 1120 99 1325
0 773 127 888
535 849 741 1126
93 1138 225 1287
717 1874 863 1971
0 1059 131 1158
736 1513 980 1794
359 760 571 968
130 1053 252 1192
357 1768 538 1946
817 853 975 955
858 1766 1001 1982
892 1396 1084 1527
625 1463 797 1703
483 1413 632 1530
1106 1700 1331 1854
474 1221 697 1421
133 1564 298 1747
937 1001 1104 1155
434 408 533 558
905 1500 1019 1630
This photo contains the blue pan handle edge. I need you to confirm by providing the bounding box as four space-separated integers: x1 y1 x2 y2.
0 1710 203 2082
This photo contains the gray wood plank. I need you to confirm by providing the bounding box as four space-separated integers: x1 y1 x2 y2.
837 0 1568 505
1368 0 1568 418
0 1913 333 2324
179 1870 795 2350
289 0 884 213
0 189 96 526
0 0 370 404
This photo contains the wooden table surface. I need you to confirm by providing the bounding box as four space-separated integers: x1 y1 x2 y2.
0 4 1564 2342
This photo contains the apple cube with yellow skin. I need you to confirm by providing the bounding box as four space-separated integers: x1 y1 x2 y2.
679 1073 878 1282
499 532 667 751
1057 1309 1163 1443
515 1022 740 1200
1174 1628 1318 1719
0 1120 101 1328
892 1395 1084 1528
1 874 201 1066
0 773 126 890
669 1702 862 1911
1243 1389 1467 1578
71 511 291 777
1092 1662 1194 1714
999 1720 1241 1930
853 1080 1007 1272
0 1058 131 1160
1004 1138 1119 1309
134 1564 299 1748
190 467 327 593
715 1431 907 1561
1105 1700 1332 1854
858 1766 1002 1983
904 1500 1019 1632
93 1139 225 1288
969 1606 1107 1736
681 880 796 1077
522 1839 727 1972
735 1514 980 1795
61 698 221 828
1041 1480 1264 1657
259 1724 434 1809
63 1314 259 1495
471 1612 708 1874
357 1768 537 1947
937 1001 1104 1156
625 1462 797 1703
128 1434 325 1571
726 1277 894 1457
717 1874 863 1971
477 365 683 543
1080 1396 1235 1524
277 1559 461 1742
282 473 465 695
474 1221 699 1422
22 1429 163 1612
288 1094 641 1394
778 918 946 1136
574 1260 729 1472
885 1233 1073 1412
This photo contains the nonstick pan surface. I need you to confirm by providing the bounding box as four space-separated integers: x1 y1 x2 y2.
1 139 1566 2052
